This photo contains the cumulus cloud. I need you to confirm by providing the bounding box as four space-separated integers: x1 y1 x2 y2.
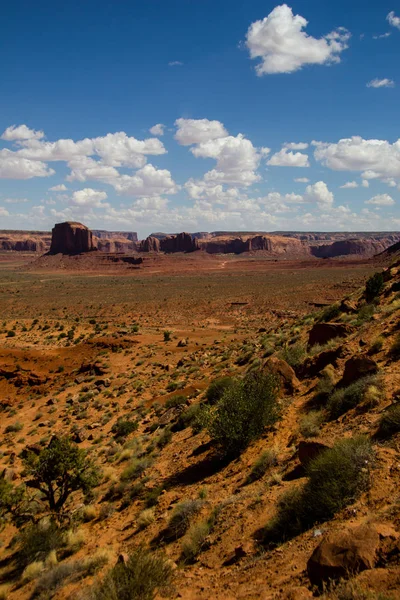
0 207 10 216
304 181 334 208
387 11 400 30
267 148 310 167
294 177 309 183
1 124 44 141
175 118 228 145
4 197 29 204
367 78 395 88
365 193 395 206
110 164 179 197
245 4 350 75
313 136 400 181
49 184 67 191
283 142 309 150
340 181 358 188
149 124 165 136
362 179 370 188
71 188 109 208
0 149 55 179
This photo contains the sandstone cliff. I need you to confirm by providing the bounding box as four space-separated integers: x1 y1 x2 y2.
49 222 95 255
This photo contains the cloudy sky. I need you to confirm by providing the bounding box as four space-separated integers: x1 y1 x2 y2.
1 1 400 236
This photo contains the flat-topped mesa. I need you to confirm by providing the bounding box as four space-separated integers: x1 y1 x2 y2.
49 222 96 255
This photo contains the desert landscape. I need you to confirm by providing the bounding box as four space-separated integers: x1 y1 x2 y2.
0 223 399 599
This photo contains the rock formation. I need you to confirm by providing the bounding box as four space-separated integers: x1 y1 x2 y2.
49 222 95 255
140 236 161 252
160 232 199 253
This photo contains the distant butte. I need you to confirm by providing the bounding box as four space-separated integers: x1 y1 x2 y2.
49 221 96 255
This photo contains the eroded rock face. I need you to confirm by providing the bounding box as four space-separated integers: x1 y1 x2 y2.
308 323 351 347
307 524 380 587
338 355 379 388
140 236 161 252
160 232 199 253
263 356 299 395
49 222 95 255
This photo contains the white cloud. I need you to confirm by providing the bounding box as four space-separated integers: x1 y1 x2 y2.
175 118 228 145
71 188 109 208
149 124 165 136
365 193 395 206
340 181 358 188
66 157 120 183
387 11 400 30
49 184 67 191
313 136 400 181
294 177 309 183
267 148 310 167
1 124 44 141
110 163 179 197
304 181 334 208
245 4 350 75
361 179 370 188
372 32 391 39
284 142 309 150
193 134 263 186
168 61 183 66
0 207 10 216
367 78 395 88
0 149 55 179
4 197 29 204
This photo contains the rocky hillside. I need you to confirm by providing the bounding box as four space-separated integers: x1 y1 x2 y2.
0 253 400 598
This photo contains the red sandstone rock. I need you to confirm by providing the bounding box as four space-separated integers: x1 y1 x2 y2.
49 222 95 255
140 236 161 252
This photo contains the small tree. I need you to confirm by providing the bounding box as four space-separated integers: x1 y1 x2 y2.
365 272 384 301
23 437 100 513
205 371 280 457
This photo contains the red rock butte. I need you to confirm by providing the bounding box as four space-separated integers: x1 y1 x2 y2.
49 221 96 255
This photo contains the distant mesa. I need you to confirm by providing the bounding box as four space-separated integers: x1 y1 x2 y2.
140 236 161 252
49 222 96 255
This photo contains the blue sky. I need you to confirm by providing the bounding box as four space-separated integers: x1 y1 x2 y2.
1 0 400 236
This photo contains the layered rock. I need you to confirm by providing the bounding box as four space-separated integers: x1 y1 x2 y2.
140 236 161 252
160 232 199 253
92 230 138 242
49 222 95 255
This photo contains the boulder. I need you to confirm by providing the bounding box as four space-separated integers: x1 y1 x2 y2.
140 236 161 252
308 323 351 347
263 356 299 394
49 222 95 255
298 440 331 467
297 345 345 379
338 355 379 388
307 524 380 587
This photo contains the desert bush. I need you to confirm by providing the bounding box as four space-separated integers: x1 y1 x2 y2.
120 457 152 482
156 427 172 449
369 337 384 354
144 486 164 508
171 403 201 432
0 585 10 600
111 419 138 440
280 343 306 368
390 334 400 358
181 521 210 563
318 303 341 323
6 330 16 338
327 376 381 419
91 546 172 600
137 508 155 529
164 394 186 409
163 330 172 342
64 528 85 554
244 450 277 485
365 272 384 301
165 499 203 541
322 579 393 599
378 404 400 437
22 560 44 583
204 371 280 456
261 436 373 546
4 421 23 434
356 304 375 325
17 521 64 569
299 410 325 438
23 436 100 513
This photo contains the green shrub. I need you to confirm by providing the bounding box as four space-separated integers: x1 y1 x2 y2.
280 343 307 368
327 376 380 419
205 371 280 457
164 499 203 541
318 304 341 323
171 404 201 432
356 304 375 325
299 410 324 438
6 330 16 338
378 404 400 438
17 521 64 569
163 330 172 342
181 521 210 563
121 457 152 482
245 450 277 485
365 272 384 301
4 421 23 434
165 395 186 409
205 377 235 405
261 436 372 546
92 547 172 600
111 419 138 440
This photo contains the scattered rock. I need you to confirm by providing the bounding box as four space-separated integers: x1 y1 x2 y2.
297 345 344 379
177 338 188 347
308 323 351 347
1 468 17 481
307 524 380 587
338 355 379 388
263 357 299 394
